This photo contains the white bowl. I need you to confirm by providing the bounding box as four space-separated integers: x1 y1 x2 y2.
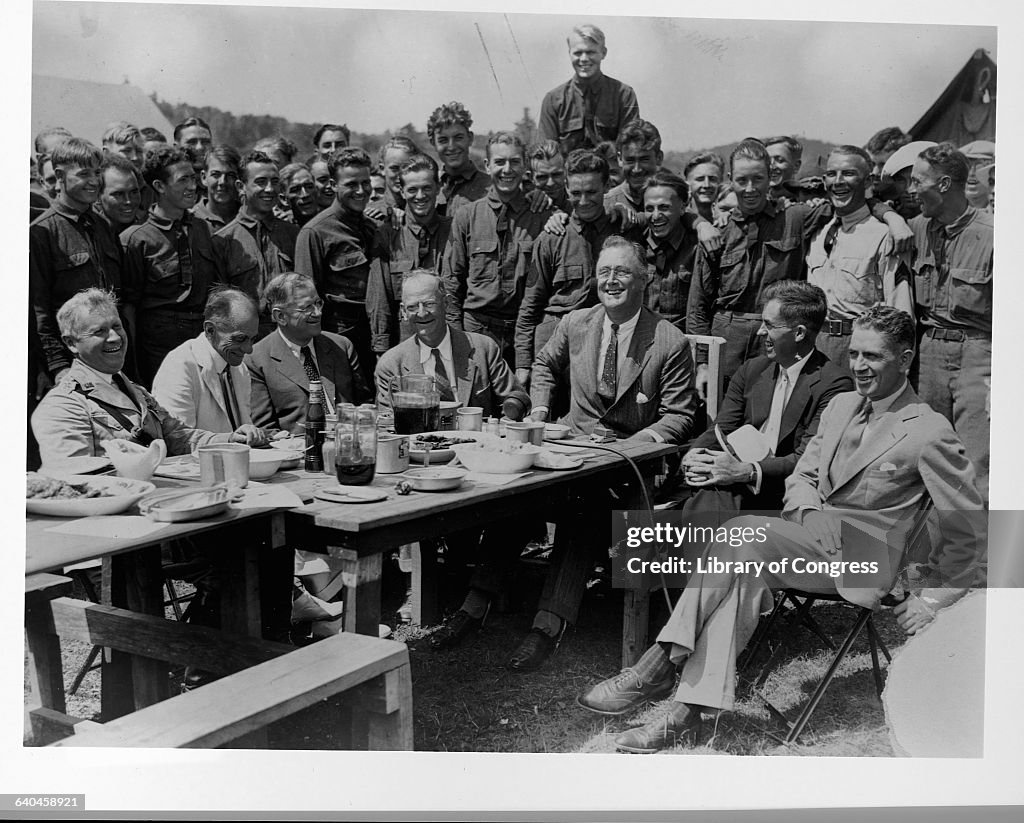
248 449 288 479
27 474 156 517
401 467 467 491
544 423 571 440
450 442 540 473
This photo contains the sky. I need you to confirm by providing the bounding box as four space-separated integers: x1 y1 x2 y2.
29 1 998 152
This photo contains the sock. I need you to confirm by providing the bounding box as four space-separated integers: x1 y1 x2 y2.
531 609 564 638
632 642 675 683
460 588 490 620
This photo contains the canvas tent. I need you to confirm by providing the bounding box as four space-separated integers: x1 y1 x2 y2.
31 75 175 147
910 49 996 146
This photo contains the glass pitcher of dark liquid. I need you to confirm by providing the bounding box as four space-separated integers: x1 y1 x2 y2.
335 403 378 485
389 374 440 434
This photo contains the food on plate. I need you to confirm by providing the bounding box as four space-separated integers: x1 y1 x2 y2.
533 450 582 470
410 435 477 450
394 480 413 495
26 472 113 500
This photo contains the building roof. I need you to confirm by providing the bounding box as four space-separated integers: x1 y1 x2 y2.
31 75 176 147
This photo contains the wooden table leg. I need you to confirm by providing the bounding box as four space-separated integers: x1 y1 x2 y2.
24 576 73 743
620 468 661 668
332 548 382 636
411 541 439 626
220 543 262 638
100 557 134 720
122 546 170 710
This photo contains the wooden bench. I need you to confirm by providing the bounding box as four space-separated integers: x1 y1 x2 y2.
25 595 412 749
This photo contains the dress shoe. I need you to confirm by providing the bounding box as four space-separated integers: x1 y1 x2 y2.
577 668 676 716
181 666 219 692
506 627 560 672
614 704 703 754
430 607 488 650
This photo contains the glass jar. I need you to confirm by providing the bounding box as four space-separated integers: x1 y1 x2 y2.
335 403 377 485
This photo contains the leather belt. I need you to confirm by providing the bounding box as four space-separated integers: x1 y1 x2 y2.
824 318 854 336
925 327 990 342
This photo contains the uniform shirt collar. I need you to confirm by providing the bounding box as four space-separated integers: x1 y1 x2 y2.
570 210 610 234
486 187 527 215
76 360 115 385
837 204 871 230
148 208 192 231
931 204 976 238
647 219 687 252
441 165 480 185
51 198 91 221
407 211 440 235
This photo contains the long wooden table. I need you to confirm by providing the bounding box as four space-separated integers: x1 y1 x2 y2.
26 481 302 721
284 440 676 648
25 440 672 730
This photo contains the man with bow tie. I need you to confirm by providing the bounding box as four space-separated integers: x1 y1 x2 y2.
151 288 267 446
579 306 984 753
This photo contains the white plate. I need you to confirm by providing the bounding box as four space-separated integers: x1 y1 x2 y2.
154 455 201 480
408 431 496 464
27 474 157 517
314 485 388 504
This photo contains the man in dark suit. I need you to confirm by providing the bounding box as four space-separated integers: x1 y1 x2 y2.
679 280 853 513
375 271 533 641
374 272 530 418
246 272 371 434
579 307 984 753
499 236 697 672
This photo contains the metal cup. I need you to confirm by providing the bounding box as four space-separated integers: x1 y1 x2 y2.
376 434 410 474
456 406 484 432
196 443 250 488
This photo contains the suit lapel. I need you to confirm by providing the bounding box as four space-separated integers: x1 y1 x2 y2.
820 395 861 498
831 403 912 492
778 355 823 444
749 361 777 428
577 309 606 421
313 336 337 406
270 333 311 392
193 337 231 419
449 330 478 407
613 309 656 404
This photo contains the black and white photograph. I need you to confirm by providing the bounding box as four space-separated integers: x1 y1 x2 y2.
6 0 1022 817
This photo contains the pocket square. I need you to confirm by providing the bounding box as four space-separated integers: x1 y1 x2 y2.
636 392 650 404
878 462 898 472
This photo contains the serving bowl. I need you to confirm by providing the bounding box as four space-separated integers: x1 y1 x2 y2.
248 448 293 479
450 442 540 473
544 423 571 440
400 467 467 491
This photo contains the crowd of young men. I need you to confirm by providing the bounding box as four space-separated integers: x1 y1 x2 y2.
27 22 993 750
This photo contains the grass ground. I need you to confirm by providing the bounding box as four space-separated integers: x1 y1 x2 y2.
25 560 900 756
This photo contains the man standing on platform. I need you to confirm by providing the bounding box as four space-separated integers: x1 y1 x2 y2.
538 24 639 156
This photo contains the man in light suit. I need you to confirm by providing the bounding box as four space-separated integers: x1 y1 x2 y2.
679 280 853 513
152 288 267 445
246 272 372 434
578 306 984 753
499 236 697 672
375 271 530 418
32 288 234 463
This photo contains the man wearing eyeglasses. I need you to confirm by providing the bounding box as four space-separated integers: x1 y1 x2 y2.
806 146 914 367
246 272 372 434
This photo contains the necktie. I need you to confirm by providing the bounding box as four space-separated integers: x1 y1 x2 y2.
220 367 240 430
598 323 619 402
761 368 792 454
495 203 509 233
431 348 455 401
79 212 109 288
300 345 320 384
112 372 141 413
835 399 873 471
174 220 194 291
581 85 601 148
823 219 841 258
415 224 431 266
